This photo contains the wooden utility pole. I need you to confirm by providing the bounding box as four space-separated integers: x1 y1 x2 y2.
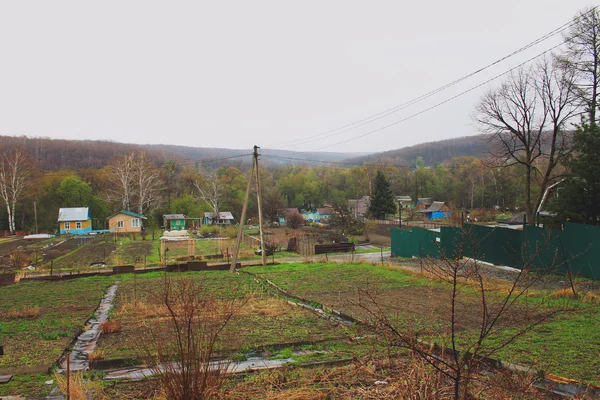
254 145 267 266
230 161 255 272
33 200 38 234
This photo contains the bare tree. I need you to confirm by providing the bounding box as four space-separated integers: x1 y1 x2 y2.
475 58 578 221
107 152 136 211
0 148 32 234
107 151 160 215
557 7 600 124
133 152 161 215
194 171 223 223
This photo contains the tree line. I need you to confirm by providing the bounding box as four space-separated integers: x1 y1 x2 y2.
1 7 600 232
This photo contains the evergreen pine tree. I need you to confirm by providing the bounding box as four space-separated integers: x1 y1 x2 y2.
369 171 396 220
551 122 600 225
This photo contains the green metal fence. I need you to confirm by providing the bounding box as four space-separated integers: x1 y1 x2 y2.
391 222 600 280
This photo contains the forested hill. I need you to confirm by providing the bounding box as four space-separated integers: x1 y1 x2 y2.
343 135 492 166
0 135 365 170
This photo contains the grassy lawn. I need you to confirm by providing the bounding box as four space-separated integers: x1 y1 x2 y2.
245 262 600 384
96 271 351 361
0 275 117 369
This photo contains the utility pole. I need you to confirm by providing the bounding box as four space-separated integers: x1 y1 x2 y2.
254 145 267 267
33 200 38 234
230 162 254 272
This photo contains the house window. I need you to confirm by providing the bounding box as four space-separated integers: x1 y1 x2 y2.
131 218 139 228
76 222 81 229
64 222 70 230
117 220 124 229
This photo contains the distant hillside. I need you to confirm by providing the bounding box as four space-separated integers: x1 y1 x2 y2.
0 135 367 171
343 135 492 166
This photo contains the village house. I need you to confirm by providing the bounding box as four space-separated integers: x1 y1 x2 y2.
396 195 413 208
58 207 92 235
107 210 146 233
348 196 371 219
419 201 451 220
163 214 186 230
204 211 235 225
416 197 434 210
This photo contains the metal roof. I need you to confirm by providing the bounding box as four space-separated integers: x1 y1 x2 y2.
106 210 146 220
163 214 186 220
419 201 447 213
58 207 89 222
204 211 234 220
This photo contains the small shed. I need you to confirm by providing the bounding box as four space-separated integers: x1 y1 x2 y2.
163 214 186 230
204 211 235 225
107 210 147 233
315 207 333 223
419 201 451 220
58 207 92 235
396 195 413 208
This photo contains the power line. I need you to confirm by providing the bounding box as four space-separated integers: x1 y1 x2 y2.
267 6 598 150
307 38 573 152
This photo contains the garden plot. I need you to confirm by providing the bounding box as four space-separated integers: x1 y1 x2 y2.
245 262 600 385
0 275 117 369
95 271 352 362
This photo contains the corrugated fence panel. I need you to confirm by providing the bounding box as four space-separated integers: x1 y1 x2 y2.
562 222 600 280
391 222 600 280
521 225 566 274
464 224 522 268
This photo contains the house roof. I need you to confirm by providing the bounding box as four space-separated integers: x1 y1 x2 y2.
396 196 412 203
106 210 146 220
58 207 89 222
417 198 434 206
316 207 333 215
205 211 234 220
420 201 447 213
163 214 186 220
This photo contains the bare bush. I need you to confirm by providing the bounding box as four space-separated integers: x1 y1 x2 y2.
357 226 578 399
142 275 247 400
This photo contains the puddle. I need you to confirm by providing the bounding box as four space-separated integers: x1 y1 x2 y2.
59 282 119 372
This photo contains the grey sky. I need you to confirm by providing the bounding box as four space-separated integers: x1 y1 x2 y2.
0 1 594 154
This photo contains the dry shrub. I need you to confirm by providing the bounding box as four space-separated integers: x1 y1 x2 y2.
550 288 599 303
242 297 290 317
53 371 108 400
142 276 247 400
1 305 41 321
100 321 122 334
550 288 578 299
88 349 105 363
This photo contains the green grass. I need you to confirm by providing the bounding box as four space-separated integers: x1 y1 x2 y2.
0 275 117 368
245 262 600 385
96 270 352 360
0 373 53 397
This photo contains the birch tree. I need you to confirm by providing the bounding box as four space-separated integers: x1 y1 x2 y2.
0 149 32 234
133 152 161 215
108 152 136 211
108 151 160 215
194 171 223 223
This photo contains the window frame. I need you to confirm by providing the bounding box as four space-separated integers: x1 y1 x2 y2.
117 220 124 229
131 218 139 228
64 222 70 230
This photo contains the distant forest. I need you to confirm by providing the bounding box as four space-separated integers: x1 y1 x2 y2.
344 135 492 167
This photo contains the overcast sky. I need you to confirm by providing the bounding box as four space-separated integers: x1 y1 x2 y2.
0 1 595 154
